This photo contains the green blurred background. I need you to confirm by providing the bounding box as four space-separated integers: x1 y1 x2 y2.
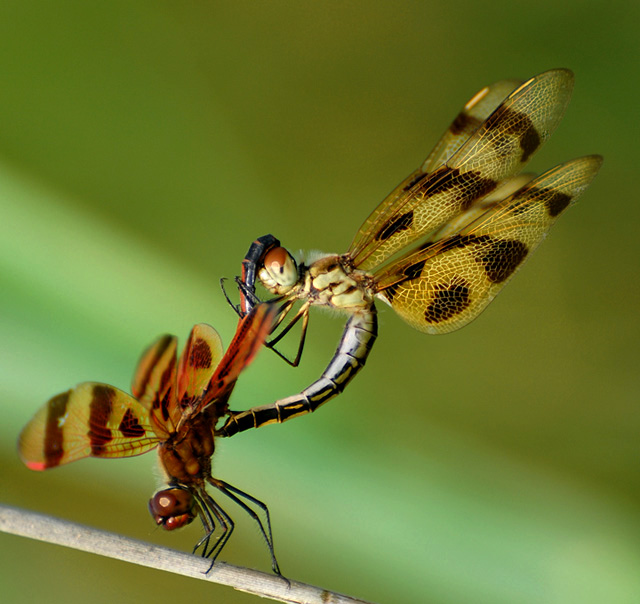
1 2 638 603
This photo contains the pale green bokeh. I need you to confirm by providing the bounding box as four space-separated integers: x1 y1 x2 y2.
1 3 638 604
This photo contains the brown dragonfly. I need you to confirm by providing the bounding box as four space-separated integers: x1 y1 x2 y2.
18 302 281 572
219 68 602 437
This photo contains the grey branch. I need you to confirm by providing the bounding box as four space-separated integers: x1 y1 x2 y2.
0 504 375 604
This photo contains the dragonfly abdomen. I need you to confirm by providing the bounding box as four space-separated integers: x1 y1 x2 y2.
220 310 378 436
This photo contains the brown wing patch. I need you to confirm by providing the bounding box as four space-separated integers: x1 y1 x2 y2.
18 382 161 470
348 69 574 271
175 324 224 424
374 155 602 334
376 210 414 241
542 188 572 217
42 391 70 469
488 106 540 162
477 239 529 283
424 278 471 324
190 338 214 369
119 407 146 438
423 166 498 208
88 384 115 454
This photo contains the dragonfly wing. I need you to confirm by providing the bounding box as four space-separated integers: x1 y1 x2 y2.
19 382 160 470
374 155 602 334
349 69 574 271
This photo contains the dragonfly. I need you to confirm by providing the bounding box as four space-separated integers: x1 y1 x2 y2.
219 68 602 438
18 302 281 573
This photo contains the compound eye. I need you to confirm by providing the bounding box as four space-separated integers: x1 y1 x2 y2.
262 246 298 289
149 488 196 530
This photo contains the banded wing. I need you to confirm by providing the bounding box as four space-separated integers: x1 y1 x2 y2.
133 325 226 432
374 155 603 334
18 382 160 470
187 302 279 421
132 334 178 436
349 69 575 271
174 323 225 424
421 78 523 174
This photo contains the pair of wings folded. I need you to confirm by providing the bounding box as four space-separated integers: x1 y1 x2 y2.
345 68 601 334
18 303 277 470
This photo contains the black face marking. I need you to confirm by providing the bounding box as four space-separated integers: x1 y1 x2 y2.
89 384 115 454
424 279 471 323
376 210 414 241
478 239 529 283
43 390 70 468
119 408 145 438
426 166 497 210
190 338 212 369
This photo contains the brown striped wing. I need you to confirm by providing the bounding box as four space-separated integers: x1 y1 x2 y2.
420 78 523 174
374 155 602 334
173 323 224 424
349 69 574 271
18 382 160 470
132 334 177 405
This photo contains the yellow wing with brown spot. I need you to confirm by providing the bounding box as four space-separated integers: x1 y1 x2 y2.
349 69 574 271
374 155 602 334
18 382 160 470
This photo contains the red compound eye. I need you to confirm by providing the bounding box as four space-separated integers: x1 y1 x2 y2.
264 246 289 272
149 488 196 530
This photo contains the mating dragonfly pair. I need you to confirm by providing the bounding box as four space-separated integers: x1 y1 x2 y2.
18 68 602 573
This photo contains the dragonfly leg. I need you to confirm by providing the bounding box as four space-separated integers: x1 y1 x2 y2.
218 309 377 437
240 234 281 315
264 302 310 367
210 477 284 577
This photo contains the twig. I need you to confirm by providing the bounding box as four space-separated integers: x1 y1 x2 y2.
0 504 375 604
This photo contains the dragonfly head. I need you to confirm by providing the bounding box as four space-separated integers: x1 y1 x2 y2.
258 246 299 294
149 486 197 531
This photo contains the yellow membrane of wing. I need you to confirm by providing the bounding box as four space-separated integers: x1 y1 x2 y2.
350 69 574 271
132 334 177 408
421 78 523 174
375 155 602 334
175 323 225 420
18 382 160 470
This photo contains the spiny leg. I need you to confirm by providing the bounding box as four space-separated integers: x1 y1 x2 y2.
220 277 243 318
191 492 215 557
210 477 282 576
263 301 310 368
197 488 235 570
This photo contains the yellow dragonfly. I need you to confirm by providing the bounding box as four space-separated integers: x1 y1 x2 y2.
219 68 602 437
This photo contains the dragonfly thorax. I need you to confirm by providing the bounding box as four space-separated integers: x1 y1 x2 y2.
305 255 374 311
158 415 215 483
